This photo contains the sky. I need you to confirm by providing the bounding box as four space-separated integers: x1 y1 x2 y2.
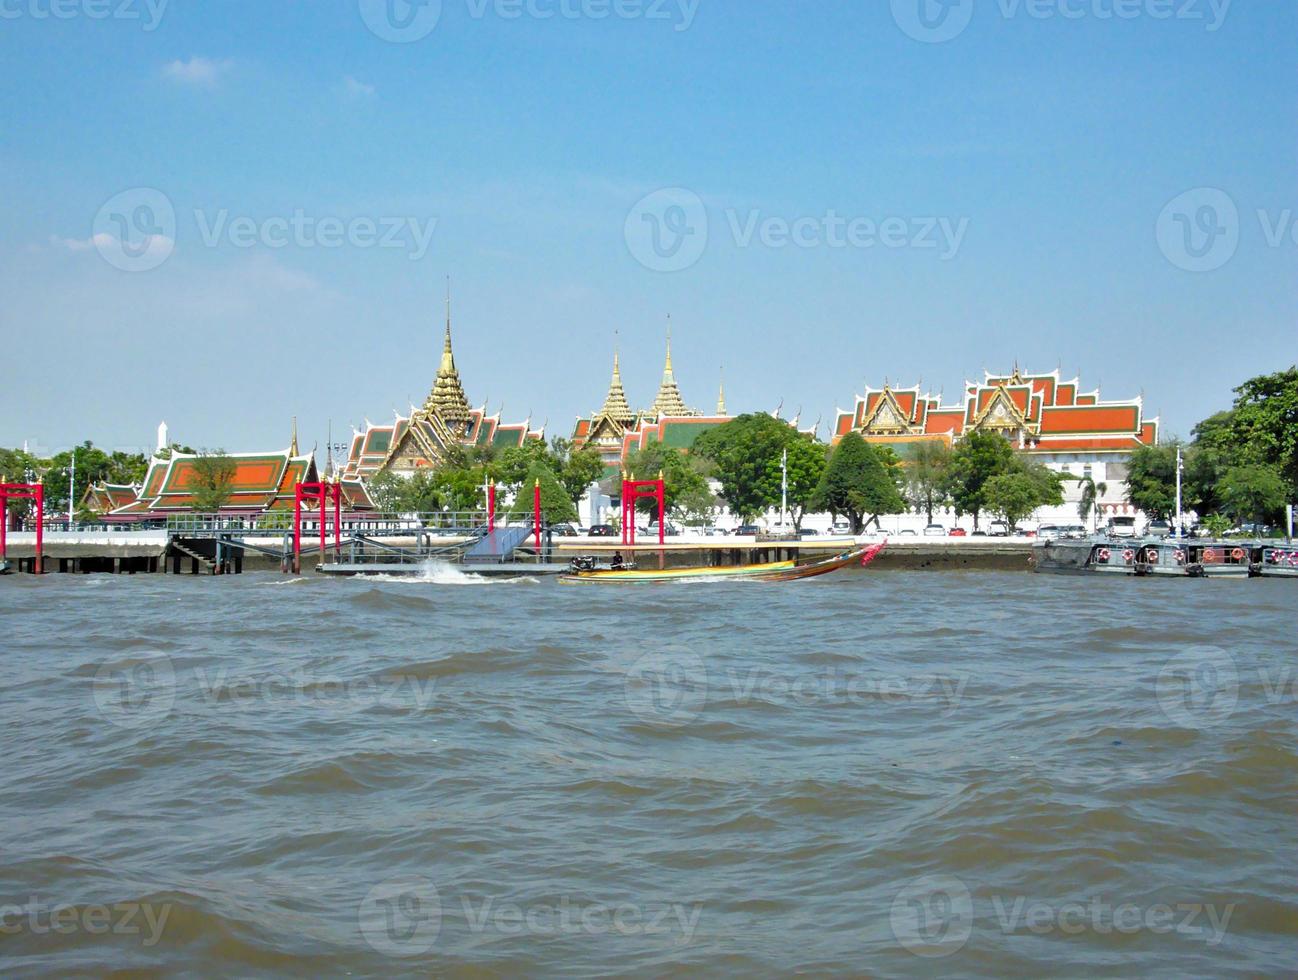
1 0 1293 461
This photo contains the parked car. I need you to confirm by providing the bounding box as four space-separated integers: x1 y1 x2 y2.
898 528 918 536
949 527 967 537
987 521 1010 537
587 524 616 537
827 521 852 535
550 523 578 537
1037 524 1063 541
1145 519 1172 538
798 527 819 537
1062 524 1089 539
734 524 761 536
1106 516 1138 538
646 521 680 537
922 524 946 537
970 530 987 537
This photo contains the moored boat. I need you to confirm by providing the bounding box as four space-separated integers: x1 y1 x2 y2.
558 542 884 585
1258 545 1298 579
1187 541 1252 578
1134 540 1202 577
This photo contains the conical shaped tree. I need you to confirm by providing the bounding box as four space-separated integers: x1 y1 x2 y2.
814 432 904 532
508 463 578 524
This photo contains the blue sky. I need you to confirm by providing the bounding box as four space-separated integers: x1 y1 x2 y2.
1 0 1292 459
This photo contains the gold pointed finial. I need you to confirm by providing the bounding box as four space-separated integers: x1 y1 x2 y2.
290 416 299 456
665 315 673 374
716 365 727 416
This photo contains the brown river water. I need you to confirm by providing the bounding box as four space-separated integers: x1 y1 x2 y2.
0 568 1294 977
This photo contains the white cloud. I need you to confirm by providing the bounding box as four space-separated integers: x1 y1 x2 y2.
342 75 376 99
50 233 116 252
163 56 232 86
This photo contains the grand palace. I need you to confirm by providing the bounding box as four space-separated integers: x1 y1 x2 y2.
81 297 1159 527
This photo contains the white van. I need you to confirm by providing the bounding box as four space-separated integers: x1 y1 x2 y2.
1106 516 1138 538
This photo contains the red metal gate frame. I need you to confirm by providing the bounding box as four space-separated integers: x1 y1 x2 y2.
0 482 44 574
293 482 342 574
621 475 665 546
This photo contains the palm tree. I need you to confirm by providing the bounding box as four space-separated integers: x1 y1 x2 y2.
1078 477 1108 531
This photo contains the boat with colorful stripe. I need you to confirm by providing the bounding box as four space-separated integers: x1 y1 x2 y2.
558 542 885 585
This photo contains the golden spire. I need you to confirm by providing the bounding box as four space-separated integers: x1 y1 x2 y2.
651 316 696 417
597 347 635 423
425 277 473 431
290 416 299 456
716 365 727 416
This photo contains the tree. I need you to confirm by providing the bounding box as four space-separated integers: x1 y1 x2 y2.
983 460 1065 529
555 441 607 506
494 440 554 491
905 440 952 524
813 432 905 533
1124 443 1179 520
692 413 823 523
190 451 237 512
1078 477 1108 529
943 432 1015 529
1219 463 1287 526
508 463 577 524
365 470 410 513
782 437 828 530
1226 367 1298 493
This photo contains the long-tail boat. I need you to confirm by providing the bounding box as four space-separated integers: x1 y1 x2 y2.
558 541 885 585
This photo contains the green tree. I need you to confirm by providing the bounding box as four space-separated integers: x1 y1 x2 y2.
190 450 237 512
782 437 828 530
41 441 148 513
1219 463 1287 526
1124 443 1180 520
494 440 555 490
1226 367 1298 492
365 470 410 512
1078 477 1108 529
983 459 1065 529
508 464 578 524
943 431 1015 529
905 440 953 524
554 440 607 506
692 413 821 523
813 432 905 533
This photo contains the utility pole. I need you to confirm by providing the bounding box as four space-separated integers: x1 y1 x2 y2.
780 448 788 530
69 447 75 526
1174 445 1183 539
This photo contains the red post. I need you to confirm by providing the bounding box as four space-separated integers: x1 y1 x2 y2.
333 483 341 560
319 483 327 565
34 484 42 575
293 484 303 574
657 472 665 547
0 488 7 566
488 481 496 534
533 478 542 552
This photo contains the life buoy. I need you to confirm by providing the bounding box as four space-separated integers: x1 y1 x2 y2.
1203 548 1219 563
1173 550 1186 564
1231 548 1246 562
1122 549 1135 563
1146 547 1160 563
1097 547 1111 562
1289 552 1298 568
